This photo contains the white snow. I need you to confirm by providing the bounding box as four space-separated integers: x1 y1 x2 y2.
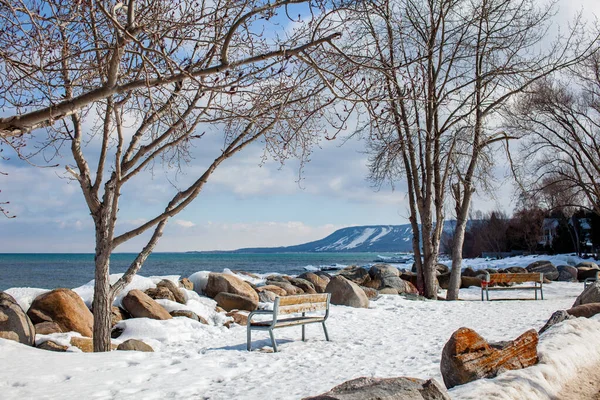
342 227 376 249
1 255 599 399
4 287 49 311
369 227 391 243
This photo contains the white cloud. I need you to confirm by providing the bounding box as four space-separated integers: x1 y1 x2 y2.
174 219 196 228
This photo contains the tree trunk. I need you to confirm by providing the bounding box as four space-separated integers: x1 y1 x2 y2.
92 245 113 352
420 219 438 299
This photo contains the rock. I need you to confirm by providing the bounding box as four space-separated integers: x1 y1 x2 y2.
258 290 277 303
302 376 451 400
70 336 117 352
369 264 400 280
437 273 450 290
461 276 482 288
37 340 68 352
526 260 559 281
314 272 332 282
111 326 124 339
288 278 317 294
122 289 172 320
567 303 600 318
111 306 129 327
204 273 259 304
325 276 369 308
179 278 194 290
576 261 599 270
405 281 419 295
297 272 329 293
34 321 62 335
265 275 290 283
225 310 248 326
145 286 176 302
436 264 449 275
400 272 418 287
266 280 301 295
462 267 477 277
440 327 538 389
505 266 528 274
157 280 186 304
556 265 578 282
577 267 599 281
338 266 371 286
378 288 399 295
170 310 205 323
27 288 93 337
117 339 154 352
539 310 573 335
256 285 287 297
0 292 35 345
360 286 378 299
214 292 258 312
573 282 600 307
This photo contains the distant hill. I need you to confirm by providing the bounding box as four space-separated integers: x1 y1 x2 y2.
230 224 420 253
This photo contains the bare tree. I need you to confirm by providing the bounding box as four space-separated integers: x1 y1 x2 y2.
509 52 600 218
444 0 595 300
0 0 343 351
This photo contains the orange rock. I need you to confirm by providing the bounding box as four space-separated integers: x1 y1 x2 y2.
441 327 538 389
27 288 94 337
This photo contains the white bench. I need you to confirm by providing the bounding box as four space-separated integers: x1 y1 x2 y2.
247 293 330 352
481 272 544 301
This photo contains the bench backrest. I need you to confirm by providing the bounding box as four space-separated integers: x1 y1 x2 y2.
275 294 330 315
483 273 543 284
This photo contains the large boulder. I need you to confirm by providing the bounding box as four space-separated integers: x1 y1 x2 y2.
556 265 578 282
205 273 259 303
0 292 35 345
460 276 482 288
111 306 129 327
572 282 600 307
303 376 450 400
526 260 559 281
440 327 538 389
256 285 287 297
27 288 93 337
37 340 68 352
266 280 301 295
338 266 371 286
288 278 317 294
214 292 258 312
297 272 329 293
576 261 599 270
117 339 154 352
325 276 369 308
567 303 600 318
360 286 378 299
145 286 176 302
156 280 186 304
577 267 599 282
122 289 172 320
461 267 478 277
258 290 278 303
436 264 450 275
369 264 400 281
505 266 528 274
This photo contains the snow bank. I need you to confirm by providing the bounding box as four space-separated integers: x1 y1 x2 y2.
188 270 210 294
73 274 157 308
451 316 600 399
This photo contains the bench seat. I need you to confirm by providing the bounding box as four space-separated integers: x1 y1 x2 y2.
481 272 543 301
247 293 331 352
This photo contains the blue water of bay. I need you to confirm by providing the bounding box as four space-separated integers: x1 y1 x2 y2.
0 252 397 290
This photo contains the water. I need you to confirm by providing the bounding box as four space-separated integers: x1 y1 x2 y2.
0 252 398 290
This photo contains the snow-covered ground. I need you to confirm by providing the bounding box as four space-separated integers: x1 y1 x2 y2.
1 255 599 399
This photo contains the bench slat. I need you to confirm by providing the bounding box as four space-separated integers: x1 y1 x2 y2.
485 273 542 284
251 316 325 328
278 294 328 306
278 303 327 315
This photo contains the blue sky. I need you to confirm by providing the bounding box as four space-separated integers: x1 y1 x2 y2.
0 0 596 253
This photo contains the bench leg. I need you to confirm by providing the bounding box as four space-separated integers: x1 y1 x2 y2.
302 325 306 342
269 329 278 352
541 286 544 300
322 322 330 341
247 327 252 351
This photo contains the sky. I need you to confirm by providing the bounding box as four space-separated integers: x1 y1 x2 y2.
0 0 597 254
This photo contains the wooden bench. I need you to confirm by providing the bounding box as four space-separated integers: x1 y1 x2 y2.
247 293 330 352
481 272 544 301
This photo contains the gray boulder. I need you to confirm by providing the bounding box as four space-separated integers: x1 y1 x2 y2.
156 279 186 304
288 278 317 294
326 276 369 308
122 289 172 320
0 292 35 346
573 282 600 307
556 265 578 282
297 272 329 293
505 266 528 274
369 264 400 280
526 260 559 281
303 376 450 400
117 339 154 352
338 266 371 286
